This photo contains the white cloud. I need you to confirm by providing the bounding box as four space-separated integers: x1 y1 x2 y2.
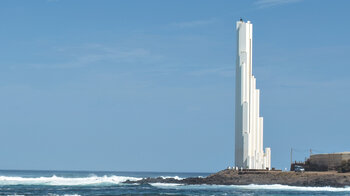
46 0 60 3
31 44 163 69
170 18 216 28
188 66 234 77
254 0 303 8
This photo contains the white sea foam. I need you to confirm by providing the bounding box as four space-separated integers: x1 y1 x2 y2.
63 195 81 196
150 183 183 187
151 183 350 192
47 194 81 196
2 174 350 192
159 176 184 180
0 175 142 186
5 195 25 196
6 195 25 196
235 184 350 192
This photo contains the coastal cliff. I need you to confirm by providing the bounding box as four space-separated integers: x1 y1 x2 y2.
126 169 350 187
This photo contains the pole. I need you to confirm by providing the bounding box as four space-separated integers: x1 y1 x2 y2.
290 148 293 171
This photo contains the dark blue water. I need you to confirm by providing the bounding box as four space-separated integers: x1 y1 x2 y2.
0 170 349 195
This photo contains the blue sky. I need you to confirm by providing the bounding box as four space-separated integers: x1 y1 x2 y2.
0 0 349 172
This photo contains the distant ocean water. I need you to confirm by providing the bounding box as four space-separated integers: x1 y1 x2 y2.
0 170 349 196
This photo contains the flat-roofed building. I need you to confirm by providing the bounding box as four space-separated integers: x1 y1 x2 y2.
309 152 350 170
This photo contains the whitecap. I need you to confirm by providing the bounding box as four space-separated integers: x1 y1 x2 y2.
151 183 350 192
150 183 184 187
235 184 350 192
0 175 142 186
159 176 184 180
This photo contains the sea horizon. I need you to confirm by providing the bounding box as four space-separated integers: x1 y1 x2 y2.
0 168 213 175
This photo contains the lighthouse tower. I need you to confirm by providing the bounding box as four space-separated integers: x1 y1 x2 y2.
235 19 271 170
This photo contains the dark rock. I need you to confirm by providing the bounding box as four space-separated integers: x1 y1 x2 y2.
124 169 350 187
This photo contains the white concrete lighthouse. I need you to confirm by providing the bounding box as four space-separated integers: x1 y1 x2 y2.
235 19 271 170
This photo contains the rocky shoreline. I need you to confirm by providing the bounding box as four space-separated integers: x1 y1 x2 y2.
125 169 350 187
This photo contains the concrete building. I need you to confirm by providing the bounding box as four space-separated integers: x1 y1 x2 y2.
309 152 350 170
235 19 271 169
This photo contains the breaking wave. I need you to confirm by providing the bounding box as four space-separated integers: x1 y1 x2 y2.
151 183 350 192
2 175 350 192
0 175 142 186
159 176 183 180
236 184 350 192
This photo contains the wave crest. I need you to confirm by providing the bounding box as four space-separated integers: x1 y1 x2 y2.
159 176 183 180
238 184 350 192
151 183 350 192
0 175 142 186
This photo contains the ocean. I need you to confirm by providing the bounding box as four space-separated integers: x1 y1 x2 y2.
0 170 349 196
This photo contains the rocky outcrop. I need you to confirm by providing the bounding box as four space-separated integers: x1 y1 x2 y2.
125 169 350 187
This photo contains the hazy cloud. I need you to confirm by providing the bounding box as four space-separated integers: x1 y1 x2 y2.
170 18 216 28
188 66 234 77
254 0 303 8
32 44 163 69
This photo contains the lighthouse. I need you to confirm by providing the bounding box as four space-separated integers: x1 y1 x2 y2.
235 19 271 170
